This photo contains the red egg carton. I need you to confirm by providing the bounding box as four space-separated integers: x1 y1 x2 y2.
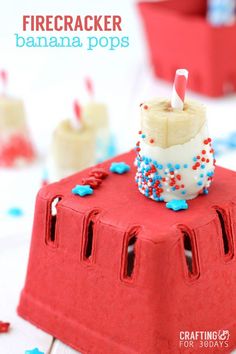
18 151 236 353
138 0 236 97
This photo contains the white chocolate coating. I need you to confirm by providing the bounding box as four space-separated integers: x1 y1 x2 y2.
136 100 215 202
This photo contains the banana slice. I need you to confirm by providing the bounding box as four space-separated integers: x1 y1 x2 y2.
0 97 26 132
51 119 96 171
83 102 109 130
141 99 206 148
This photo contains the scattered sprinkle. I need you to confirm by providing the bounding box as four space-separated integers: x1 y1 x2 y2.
25 349 44 354
207 171 214 177
0 321 10 333
166 199 188 211
72 185 93 197
143 105 148 110
90 168 108 179
7 207 23 217
110 162 130 174
82 177 102 189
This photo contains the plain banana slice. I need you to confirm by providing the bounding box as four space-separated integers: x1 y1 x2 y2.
141 99 206 148
0 97 27 132
52 119 96 170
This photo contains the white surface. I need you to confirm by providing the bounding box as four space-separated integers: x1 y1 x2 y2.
51 341 80 354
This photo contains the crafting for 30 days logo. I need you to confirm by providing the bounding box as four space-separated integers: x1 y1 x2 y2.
179 330 230 349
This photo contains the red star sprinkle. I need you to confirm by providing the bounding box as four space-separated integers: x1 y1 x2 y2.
89 168 108 179
82 177 102 189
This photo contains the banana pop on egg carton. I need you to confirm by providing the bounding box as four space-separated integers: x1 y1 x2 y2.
136 69 215 208
136 99 215 204
18 70 236 353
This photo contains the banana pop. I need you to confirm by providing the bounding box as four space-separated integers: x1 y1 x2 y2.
135 70 215 203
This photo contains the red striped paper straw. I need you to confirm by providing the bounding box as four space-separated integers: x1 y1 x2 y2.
85 77 94 100
71 100 82 130
171 69 189 110
0 70 8 95
74 100 81 120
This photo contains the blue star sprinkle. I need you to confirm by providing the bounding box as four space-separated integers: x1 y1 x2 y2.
72 184 94 197
25 349 44 354
110 162 130 174
7 207 23 217
166 199 188 211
